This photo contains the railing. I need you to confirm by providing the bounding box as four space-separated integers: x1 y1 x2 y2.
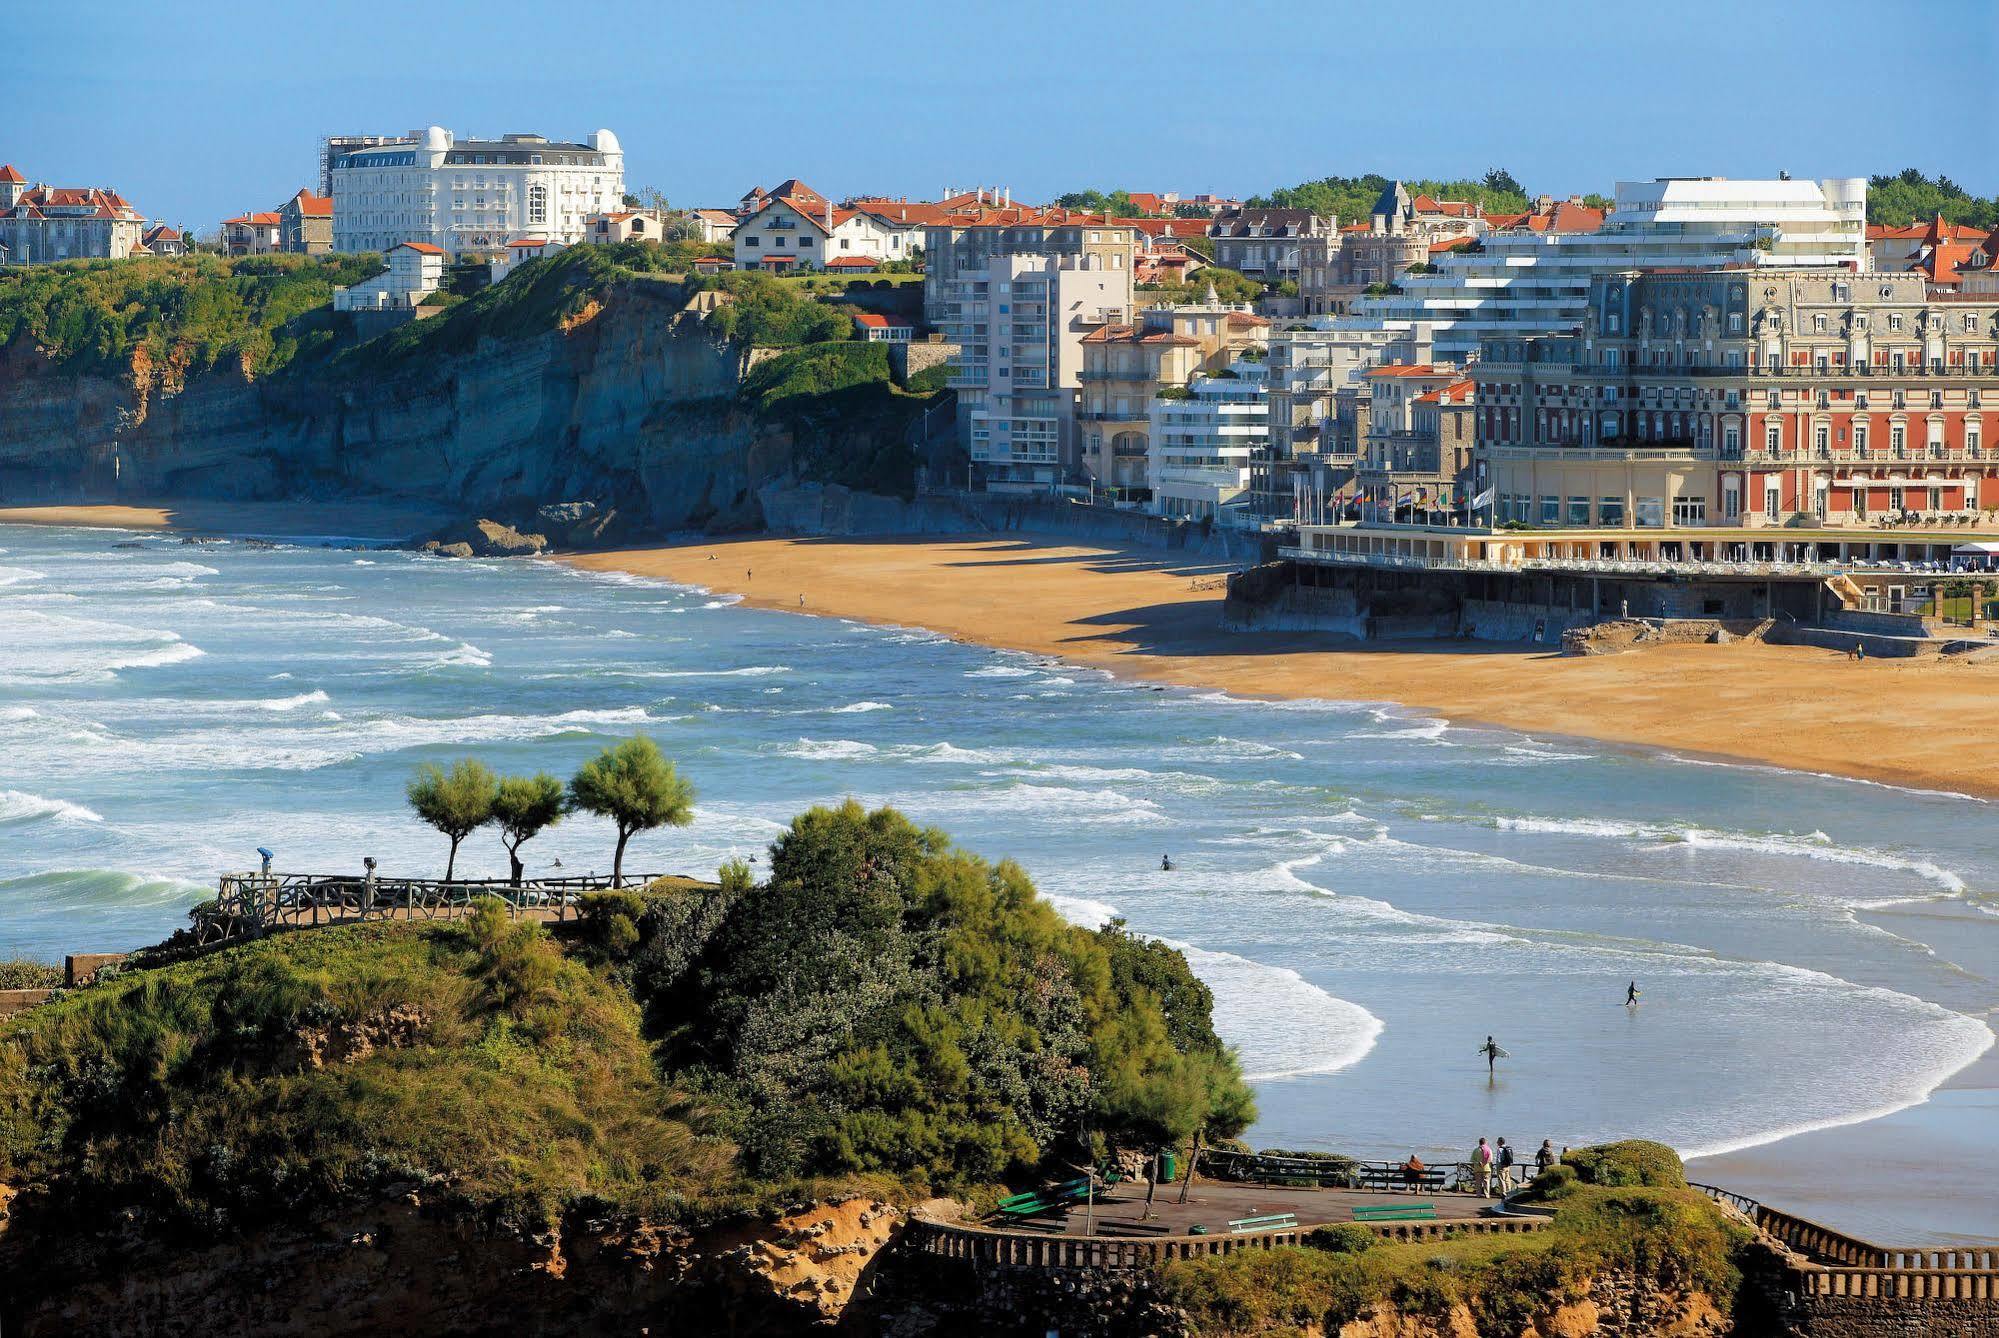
1690 1183 1999 1298
901 1212 1545 1271
204 870 669 941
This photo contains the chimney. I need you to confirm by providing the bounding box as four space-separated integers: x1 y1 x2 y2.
826 199 834 231
1004 187 1011 207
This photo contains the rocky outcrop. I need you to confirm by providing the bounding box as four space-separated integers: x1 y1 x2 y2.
0 1190 908 1337
0 282 786 536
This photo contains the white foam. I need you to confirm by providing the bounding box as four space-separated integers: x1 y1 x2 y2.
965 665 1036 678
781 737 880 761
828 701 893 713
255 690 331 711
0 789 105 825
641 665 792 678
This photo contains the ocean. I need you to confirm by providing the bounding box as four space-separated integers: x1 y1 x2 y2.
3 523 1995 1231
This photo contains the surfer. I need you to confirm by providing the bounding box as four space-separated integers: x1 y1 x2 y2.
1478 1035 1507 1074
1625 980 1640 1006
1161 854 1175 872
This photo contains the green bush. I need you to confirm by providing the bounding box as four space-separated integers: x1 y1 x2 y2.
1306 1222 1380 1255
658 801 1254 1187
1562 1140 1686 1190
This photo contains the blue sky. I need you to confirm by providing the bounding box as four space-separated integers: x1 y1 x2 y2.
9 0 1994 233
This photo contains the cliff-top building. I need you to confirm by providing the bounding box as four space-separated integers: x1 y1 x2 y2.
329 127 625 258
0 163 147 264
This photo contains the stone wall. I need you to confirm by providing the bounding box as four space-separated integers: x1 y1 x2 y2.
888 338 957 387
1791 1295 1999 1337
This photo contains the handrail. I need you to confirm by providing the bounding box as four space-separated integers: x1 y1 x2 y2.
1691 1182 1999 1276
201 869 680 943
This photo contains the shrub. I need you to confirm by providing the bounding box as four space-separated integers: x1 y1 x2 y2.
1307 1222 1380 1255
1562 1140 1686 1190
0 959 62 990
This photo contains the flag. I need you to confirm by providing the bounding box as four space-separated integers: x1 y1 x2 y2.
1472 487 1495 510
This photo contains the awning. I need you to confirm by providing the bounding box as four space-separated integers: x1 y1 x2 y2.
1952 542 1999 555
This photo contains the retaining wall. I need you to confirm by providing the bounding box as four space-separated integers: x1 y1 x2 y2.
0 988 54 1019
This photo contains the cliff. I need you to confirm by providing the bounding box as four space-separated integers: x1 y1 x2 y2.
0 255 934 537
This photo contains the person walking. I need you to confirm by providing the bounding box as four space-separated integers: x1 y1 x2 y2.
1496 1137 1516 1195
1534 1139 1557 1177
1478 1035 1506 1074
1625 980 1640 1006
1473 1137 1494 1197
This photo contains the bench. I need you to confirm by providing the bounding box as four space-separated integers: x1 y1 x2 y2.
993 1176 1093 1221
1352 1203 1437 1223
1355 1167 1450 1194
1227 1212 1299 1234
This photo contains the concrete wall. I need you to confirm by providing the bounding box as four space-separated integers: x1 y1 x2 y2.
0 988 54 1018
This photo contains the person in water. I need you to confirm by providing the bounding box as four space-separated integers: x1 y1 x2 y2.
1161 854 1174 871
1625 981 1641 1005
1479 1036 1504 1073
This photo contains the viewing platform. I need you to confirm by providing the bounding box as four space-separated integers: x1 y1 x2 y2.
198 869 692 942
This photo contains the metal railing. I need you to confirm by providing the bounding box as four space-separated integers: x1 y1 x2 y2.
203 870 668 941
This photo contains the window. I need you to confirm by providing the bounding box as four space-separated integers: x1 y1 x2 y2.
1968 421 1982 454
1889 314 1904 332
1813 315 1827 333
1600 497 1625 526
1722 482 1741 519
1727 312 1743 334
1854 422 1868 453
1765 425 1781 453
1763 484 1781 520
1814 424 1830 455
1890 424 1906 454
526 184 546 225
1635 497 1665 528
1567 496 1591 525
1540 496 1561 525
1673 497 1707 526
1723 424 1741 456
745 235 759 247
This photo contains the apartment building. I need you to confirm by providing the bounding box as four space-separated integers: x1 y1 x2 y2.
956 253 1134 491
1149 361 1270 520
1078 299 1269 492
1337 177 1868 361
1356 372 1477 520
1474 269 1999 531
221 211 282 256
1205 208 1333 281
333 241 445 311
1248 323 1437 520
0 164 146 264
330 127 625 257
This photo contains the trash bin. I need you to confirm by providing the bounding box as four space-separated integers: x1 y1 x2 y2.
1158 1150 1178 1183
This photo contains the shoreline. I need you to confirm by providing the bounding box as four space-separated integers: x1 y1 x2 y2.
0 500 451 544
557 532 1999 801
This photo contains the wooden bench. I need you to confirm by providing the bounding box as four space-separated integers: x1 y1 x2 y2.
1352 1202 1437 1223
1227 1212 1299 1234
1355 1166 1451 1194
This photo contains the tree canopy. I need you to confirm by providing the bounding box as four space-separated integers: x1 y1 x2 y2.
569 737 695 883
650 801 1254 1185
492 772 567 884
1250 173 1531 221
406 758 499 880
1865 168 1998 229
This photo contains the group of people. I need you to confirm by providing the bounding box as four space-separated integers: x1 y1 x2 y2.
1397 1138 1558 1197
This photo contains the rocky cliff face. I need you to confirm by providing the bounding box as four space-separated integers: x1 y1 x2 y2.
0 1187 907 1336
0 282 792 535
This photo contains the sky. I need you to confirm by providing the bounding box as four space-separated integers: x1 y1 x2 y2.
8 0 1995 234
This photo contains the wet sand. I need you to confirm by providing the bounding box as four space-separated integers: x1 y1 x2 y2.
559 534 1999 801
0 500 451 544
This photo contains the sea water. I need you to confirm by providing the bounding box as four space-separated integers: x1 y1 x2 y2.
2 525 1995 1225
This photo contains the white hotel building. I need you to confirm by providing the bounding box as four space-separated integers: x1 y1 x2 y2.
1332 177 1870 361
329 127 625 257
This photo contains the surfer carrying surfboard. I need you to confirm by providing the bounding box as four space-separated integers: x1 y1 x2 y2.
1478 1035 1507 1073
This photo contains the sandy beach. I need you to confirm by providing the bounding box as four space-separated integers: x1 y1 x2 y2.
561 533 1999 800
0 499 451 544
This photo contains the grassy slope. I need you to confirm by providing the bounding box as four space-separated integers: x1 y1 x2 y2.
0 916 732 1235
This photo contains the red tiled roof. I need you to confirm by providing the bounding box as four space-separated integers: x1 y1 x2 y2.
1414 378 1477 404
0 164 23 184
224 212 282 227
1226 312 1271 328
1913 242 1979 287
825 256 881 268
393 241 445 255
1125 193 1166 215
1367 363 1446 378
506 237 552 247
289 190 332 217
142 225 180 242
1429 237 1475 254
1080 324 1200 347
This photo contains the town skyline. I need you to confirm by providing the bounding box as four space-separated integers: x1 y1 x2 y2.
12 0 1996 235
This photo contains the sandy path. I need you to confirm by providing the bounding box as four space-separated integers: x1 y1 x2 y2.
560 533 1999 800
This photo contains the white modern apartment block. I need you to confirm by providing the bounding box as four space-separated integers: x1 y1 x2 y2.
1334 177 1870 360
330 127 625 257
960 254 1133 491
1149 362 1269 520
333 242 445 311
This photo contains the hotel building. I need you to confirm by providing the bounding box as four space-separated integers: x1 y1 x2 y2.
1334 177 1869 361
1148 361 1270 519
0 165 146 264
329 127 625 257
1474 269 1999 530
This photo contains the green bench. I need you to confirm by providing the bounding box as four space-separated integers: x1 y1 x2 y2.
1352 1202 1437 1222
994 1176 1099 1221
1227 1212 1299 1234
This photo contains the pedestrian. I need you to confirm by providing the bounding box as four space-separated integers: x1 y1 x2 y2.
1534 1139 1557 1177
1478 1035 1506 1074
1473 1137 1494 1197
1496 1137 1516 1194
1855 640 1866 662
798 593 805 607
1625 980 1640 1006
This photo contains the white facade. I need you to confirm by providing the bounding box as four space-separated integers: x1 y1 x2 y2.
333 243 445 312
330 126 625 258
1334 177 1870 360
962 254 1133 490
1149 362 1269 519
732 194 896 271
